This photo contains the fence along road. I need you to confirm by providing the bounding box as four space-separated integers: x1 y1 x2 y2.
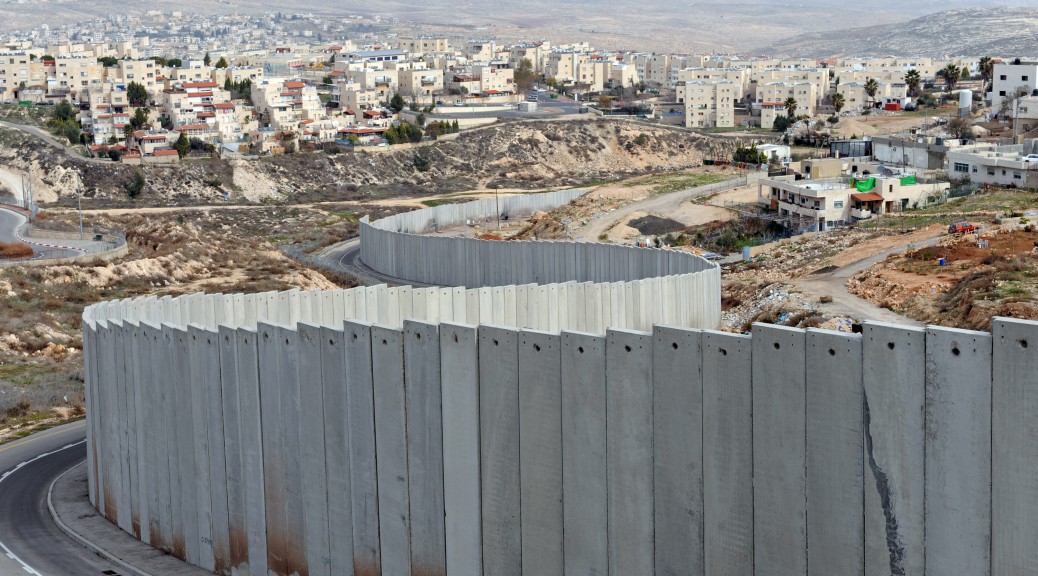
81 189 1038 576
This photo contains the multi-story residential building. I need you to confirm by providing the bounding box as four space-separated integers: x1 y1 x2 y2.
676 80 736 128
80 82 131 144
547 51 582 83
988 61 1038 114
345 49 407 66
251 77 326 131
350 68 398 99
0 52 32 101
643 54 671 86
756 68 830 102
508 43 545 71
757 82 817 127
473 63 516 94
50 56 104 95
396 67 444 102
335 81 382 111
116 59 158 96
397 37 449 55
676 68 750 99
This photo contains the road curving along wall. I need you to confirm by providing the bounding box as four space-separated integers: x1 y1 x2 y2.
83 190 1038 576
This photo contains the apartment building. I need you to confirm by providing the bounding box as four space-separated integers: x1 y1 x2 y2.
116 59 158 96
349 68 398 99
575 59 609 93
472 64 516 94
80 82 131 144
756 68 830 101
547 51 583 83
0 52 32 101
643 54 671 87
988 61 1038 114
676 80 736 128
335 81 381 111
508 43 545 71
251 78 326 131
397 37 450 55
757 82 817 128
51 56 104 95
397 67 444 102
676 68 750 99
835 80 908 112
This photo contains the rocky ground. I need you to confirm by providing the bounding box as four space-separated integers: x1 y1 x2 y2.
849 226 1038 331
0 119 756 210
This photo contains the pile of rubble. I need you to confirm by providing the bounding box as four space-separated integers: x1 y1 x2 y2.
721 281 856 333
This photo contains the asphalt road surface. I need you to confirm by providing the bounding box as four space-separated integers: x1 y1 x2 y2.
0 421 129 576
0 207 26 245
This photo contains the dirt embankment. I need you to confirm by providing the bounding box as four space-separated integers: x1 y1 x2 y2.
849 228 1038 330
0 120 749 209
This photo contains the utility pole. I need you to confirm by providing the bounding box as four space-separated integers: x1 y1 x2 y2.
495 184 501 230
78 182 84 240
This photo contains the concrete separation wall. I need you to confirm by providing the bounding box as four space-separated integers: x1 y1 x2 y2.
83 288 1038 576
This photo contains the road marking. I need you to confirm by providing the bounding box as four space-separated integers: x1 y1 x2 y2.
0 423 85 455
0 438 87 576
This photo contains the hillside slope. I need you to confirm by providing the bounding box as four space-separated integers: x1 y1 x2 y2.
760 8 1038 57
0 120 749 208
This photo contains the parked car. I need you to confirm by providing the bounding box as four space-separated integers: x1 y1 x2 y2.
1022 154 1038 162
948 221 979 234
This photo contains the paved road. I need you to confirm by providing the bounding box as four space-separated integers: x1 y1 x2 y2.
0 207 25 244
0 121 107 165
0 422 128 576
318 238 439 287
790 235 945 326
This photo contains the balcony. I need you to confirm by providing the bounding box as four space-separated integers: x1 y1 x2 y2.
851 208 872 220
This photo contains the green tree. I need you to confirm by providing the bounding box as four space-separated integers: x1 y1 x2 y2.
97 56 118 67
51 100 77 122
961 65 970 80
947 116 973 140
127 81 148 107
545 76 557 89
130 106 150 129
322 75 333 85
979 56 994 90
215 57 228 69
173 132 190 158
514 58 535 91
167 58 182 68
864 77 879 106
938 63 961 91
125 167 145 198
830 92 845 114
150 56 168 66
123 123 135 141
904 69 921 97
772 115 792 132
783 96 798 119
224 78 232 91
203 52 212 66
389 92 406 113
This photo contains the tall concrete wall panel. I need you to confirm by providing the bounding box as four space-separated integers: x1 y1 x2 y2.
861 322 925 576
752 323 807 576
702 330 753 576
924 327 991 576
86 290 1038 576
805 330 863 576
992 318 1038 576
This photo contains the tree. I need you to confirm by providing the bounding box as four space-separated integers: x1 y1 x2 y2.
947 116 974 140
783 96 798 119
979 56 994 90
127 81 148 107
830 92 845 114
173 132 190 158
130 107 150 130
51 100 77 122
150 56 168 66
215 57 228 69
167 58 182 68
904 69 921 97
938 63 961 91
545 76 557 90
514 58 535 91
203 52 212 66
389 92 406 113
123 123 134 142
772 115 792 132
864 77 879 106
97 56 118 67
322 75 333 85
125 167 145 198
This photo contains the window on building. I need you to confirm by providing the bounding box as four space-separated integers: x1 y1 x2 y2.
1000 90 1007 96
1014 173 1022 179
1000 75 1007 80
834 200 844 208
953 162 969 173
1024 76 1030 81
988 169 995 175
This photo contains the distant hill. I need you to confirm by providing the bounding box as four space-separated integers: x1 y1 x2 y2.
757 8 1038 57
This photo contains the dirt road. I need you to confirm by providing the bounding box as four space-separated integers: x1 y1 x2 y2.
790 230 946 326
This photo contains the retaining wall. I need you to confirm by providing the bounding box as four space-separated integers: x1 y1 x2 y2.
83 293 1038 576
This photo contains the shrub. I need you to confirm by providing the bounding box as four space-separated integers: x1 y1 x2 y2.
0 241 33 259
126 167 146 198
